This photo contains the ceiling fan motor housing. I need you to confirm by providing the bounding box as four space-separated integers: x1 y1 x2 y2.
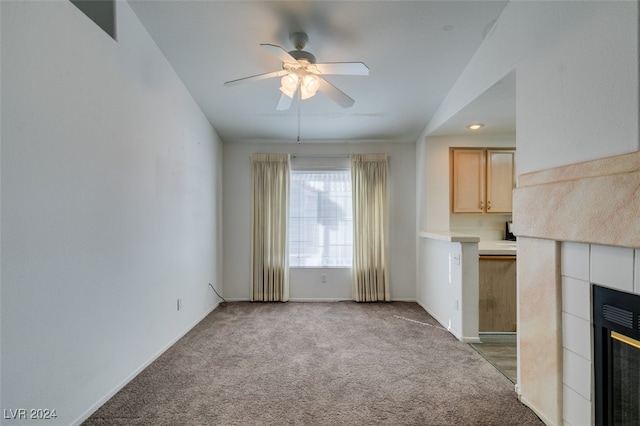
288 32 316 64
288 49 316 64
289 32 308 50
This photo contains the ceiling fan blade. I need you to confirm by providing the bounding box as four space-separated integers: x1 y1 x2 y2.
318 77 355 109
260 43 297 64
223 70 287 87
314 62 369 76
276 92 294 111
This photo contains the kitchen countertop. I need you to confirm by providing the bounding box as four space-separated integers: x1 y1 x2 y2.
417 230 480 243
417 232 517 255
478 240 517 256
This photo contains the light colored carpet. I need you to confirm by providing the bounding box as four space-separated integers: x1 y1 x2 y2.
85 302 542 425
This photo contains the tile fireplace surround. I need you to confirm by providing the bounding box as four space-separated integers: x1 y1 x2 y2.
513 151 640 425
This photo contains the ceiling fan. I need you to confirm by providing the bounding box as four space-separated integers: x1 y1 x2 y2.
223 32 369 111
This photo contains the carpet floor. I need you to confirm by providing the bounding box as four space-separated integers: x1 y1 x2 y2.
84 302 542 425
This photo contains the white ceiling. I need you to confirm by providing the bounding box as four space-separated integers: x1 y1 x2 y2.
128 0 513 144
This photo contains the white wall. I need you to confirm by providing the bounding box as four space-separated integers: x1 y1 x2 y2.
416 238 479 342
425 1 639 174
223 141 416 301
1 2 223 425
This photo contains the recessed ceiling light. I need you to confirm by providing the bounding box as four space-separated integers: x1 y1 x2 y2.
466 123 485 130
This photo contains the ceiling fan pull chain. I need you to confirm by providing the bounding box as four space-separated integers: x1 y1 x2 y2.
297 88 301 144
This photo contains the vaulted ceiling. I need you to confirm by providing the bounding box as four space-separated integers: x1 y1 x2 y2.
128 0 514 144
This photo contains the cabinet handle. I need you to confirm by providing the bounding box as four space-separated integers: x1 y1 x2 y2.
487 200 491 211
480 201 484 211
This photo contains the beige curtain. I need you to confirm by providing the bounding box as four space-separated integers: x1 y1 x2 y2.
351 153 390 302
251 153 290 302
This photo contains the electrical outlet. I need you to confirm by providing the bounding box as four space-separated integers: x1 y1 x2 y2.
321 274 327 283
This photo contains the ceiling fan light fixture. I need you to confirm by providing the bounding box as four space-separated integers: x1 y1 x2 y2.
300 74 320 100
280 74 299 98
303 74 320 92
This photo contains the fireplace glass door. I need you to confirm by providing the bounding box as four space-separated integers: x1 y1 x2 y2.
610 331 640 425
593 285 640 426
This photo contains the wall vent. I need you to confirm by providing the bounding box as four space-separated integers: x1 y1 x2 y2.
603 304 634 329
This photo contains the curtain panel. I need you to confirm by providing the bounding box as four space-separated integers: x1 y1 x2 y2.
251 153 290 302
350 153 390 302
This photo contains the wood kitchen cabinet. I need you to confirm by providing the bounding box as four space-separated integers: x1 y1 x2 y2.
450 148 515 213
479 255 517 332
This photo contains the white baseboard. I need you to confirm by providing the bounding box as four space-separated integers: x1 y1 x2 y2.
519 394 556 426
415 300 466 341
73 302 220 426
289 298 351 302
222 298 418 302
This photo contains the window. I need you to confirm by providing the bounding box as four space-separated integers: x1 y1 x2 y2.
289 170 352 267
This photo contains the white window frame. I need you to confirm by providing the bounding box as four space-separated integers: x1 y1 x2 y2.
288 158 352 269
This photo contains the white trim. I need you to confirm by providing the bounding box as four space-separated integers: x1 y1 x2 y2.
289 298 351 302
416 300 481 343
519 395 556 426
225 298 417 303
72 302 220 426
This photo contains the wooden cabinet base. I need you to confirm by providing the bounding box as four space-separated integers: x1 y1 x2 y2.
479 255 517 332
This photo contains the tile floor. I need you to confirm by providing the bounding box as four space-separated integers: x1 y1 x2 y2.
470 333 517 383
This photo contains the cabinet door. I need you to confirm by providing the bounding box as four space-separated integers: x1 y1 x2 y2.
451 149 485 213
479 256 517 332
486 150 514 213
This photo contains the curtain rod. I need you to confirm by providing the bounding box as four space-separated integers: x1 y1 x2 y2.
248 154 390 160
291 154 390 159
290 155 350 159
248 154 350 160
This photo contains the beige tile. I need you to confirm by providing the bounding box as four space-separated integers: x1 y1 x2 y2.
517 237 562 426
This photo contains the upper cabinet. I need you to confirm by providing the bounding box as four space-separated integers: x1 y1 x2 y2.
450 148 515 214
485 150 515 213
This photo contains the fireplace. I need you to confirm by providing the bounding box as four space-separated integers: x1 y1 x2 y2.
512 151 640 425
593 285 640 425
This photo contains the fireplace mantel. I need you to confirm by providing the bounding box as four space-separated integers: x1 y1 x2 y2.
514 151 640 249
512 150 640 425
